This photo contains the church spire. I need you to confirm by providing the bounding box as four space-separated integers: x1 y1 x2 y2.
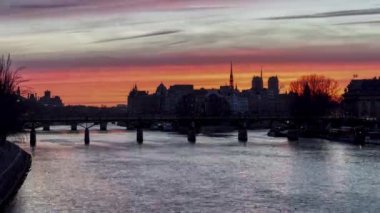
230 62 234 88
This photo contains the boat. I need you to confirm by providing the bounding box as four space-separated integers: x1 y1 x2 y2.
162 122 174 132
150 122 162 131
366 131 380 145
327 126 366 144
328 126 355 142
267 126 288 137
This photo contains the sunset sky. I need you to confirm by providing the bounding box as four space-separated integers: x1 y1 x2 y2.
1 0 379 106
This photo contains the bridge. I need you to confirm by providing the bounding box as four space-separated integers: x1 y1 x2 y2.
22 116 378 147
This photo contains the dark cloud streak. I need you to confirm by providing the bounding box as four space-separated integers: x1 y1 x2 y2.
336 20 380 25
264 8 380 20
10 3 79 9
94 30 181 43
160 6 231 12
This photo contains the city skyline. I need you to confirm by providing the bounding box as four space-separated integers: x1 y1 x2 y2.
1 0 380 105
25 65 283 106
20 64 378 106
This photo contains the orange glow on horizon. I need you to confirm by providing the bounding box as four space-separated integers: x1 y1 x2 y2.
20 63 380 106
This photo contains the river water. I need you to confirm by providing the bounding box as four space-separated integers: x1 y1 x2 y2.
5 125 380 212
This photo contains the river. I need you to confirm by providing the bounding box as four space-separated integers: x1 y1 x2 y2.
5 125 380 212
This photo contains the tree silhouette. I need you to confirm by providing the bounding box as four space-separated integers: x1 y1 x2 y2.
0 55 24 143
290 74 340 119
290 74 340 101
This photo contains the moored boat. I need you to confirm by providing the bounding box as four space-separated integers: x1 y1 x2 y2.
267 126 288 137
162 122 174 132
366 131 380 145
327 126 366 144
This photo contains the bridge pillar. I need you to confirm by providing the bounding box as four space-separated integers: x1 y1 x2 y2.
84 128 90 145
100 122 107 131
30 127 36 147
137 128 143 144
43 123 50 131
187 121 196 144
238 122 248 143
71 123 77 131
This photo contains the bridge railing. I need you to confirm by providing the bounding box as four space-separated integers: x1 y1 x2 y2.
21 115 293 123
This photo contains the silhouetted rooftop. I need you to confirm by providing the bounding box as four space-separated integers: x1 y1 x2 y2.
345 78 380 96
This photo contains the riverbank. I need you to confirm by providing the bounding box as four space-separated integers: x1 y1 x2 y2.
0 141 32 209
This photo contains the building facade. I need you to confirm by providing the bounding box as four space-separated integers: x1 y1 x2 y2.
343 78 380 119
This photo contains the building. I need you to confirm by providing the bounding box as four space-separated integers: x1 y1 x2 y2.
242 69 293 116
27 90 64 107
251 68 264 92
127 85 162 116
164 85 194 114
27 93 38 102
343 77 380 119
156 82 168 113
268 76 279 97
127 64 293 117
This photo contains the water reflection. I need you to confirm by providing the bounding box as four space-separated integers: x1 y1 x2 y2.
6 126 380 212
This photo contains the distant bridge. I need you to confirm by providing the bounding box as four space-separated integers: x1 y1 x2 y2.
23 115 294 123
21 116 378 147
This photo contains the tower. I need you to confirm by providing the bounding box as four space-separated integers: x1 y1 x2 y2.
268 76 279 95
44 90 51 99
252 68 264 92
230 62 234 88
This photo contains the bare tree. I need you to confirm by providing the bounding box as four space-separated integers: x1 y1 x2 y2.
289 74 340 101
289 74 340 119
0 54 24 143
0 55 23 95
